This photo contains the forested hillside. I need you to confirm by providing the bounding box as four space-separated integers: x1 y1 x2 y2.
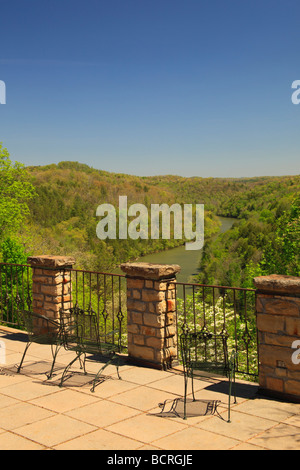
1 143 299 285
21 161 222 271
197 176 300 287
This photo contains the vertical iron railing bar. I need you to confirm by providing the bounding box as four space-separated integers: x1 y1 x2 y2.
111 275 115 344
0 264 3 322
244 290 250 374
9 264 13 324
89 271 92 314
75 270 78 308
82 271 85 312
118 275 123 348
233 289 238 369
15 265 20 325
103 274 107 338
212 287 217 360
96 272 100 327
255 290 259 378
5 267 8 322
26 265 31 310
192 285 196 331
202 286 208 361
202 286 206 328
174 282 179 359
21 267 25 311
183 284 187 330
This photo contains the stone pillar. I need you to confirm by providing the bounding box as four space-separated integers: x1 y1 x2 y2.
28 255 75 325
121 262 181 370
254 274 300 403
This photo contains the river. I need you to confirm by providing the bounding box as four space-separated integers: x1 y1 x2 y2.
119 216 236 283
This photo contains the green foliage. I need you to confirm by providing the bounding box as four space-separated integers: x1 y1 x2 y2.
255 196 300 277
0 237 28 264
197 177 300 287
0 237 32 326
0 143 36 241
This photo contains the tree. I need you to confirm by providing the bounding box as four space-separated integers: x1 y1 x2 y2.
0 143 36 242
260 196 300 276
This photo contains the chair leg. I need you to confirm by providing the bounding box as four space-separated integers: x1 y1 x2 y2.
228 378 232 423
227 367 236 423
191 367 196 401
183 369 189 420
47 343 62 379
116 357 122 380
90 355 117 393
17 342 31 373
59 351 83 387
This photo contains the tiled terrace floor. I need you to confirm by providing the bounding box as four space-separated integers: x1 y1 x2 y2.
0 326 299 450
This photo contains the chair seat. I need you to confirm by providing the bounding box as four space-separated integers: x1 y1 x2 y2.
189 360 229 376
79 339 118 355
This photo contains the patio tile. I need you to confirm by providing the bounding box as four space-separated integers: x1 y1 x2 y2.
232 397 300 422
0 431 45 450
0 393 20 409
108 385 176 412
152 426 240 450
0 371 31 389
0 379 59 401
283 414 300 427
195 409 277 441
147 373 206 396
115 366 172 385
15 414 97 448
66 399 141 427
54 428 142 450
1 328 300 451
80 376 140 398
0 402 54 431
105 412 187 444
248 423 300 450
31 388 102 413
231 442 266 450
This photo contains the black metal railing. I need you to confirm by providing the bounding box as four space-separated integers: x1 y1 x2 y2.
172 281 258 380
0 262 33 327
0 261 258 378
67 268 127 349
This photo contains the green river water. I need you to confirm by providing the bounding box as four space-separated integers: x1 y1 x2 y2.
116 216 236 283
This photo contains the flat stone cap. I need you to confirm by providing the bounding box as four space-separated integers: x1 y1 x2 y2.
120 262 181 280
253 274 300 295
27 255 75 268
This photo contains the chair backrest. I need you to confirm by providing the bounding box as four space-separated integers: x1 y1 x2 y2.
180 327 231 376
59 307 121 353
22 310 60 339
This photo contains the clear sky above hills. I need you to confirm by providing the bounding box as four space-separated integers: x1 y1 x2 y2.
0 0 299 177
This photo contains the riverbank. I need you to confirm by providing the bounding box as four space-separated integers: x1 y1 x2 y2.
115 216 236 283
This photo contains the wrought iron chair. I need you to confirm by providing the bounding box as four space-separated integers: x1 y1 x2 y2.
17 310 63 379
58 308 122 392
180 326 237 422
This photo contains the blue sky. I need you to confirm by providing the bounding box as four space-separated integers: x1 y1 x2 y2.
0 0 299 177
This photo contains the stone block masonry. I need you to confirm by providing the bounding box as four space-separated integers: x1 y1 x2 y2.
121 262 181 370
254 274 300 403
27 256 75 330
